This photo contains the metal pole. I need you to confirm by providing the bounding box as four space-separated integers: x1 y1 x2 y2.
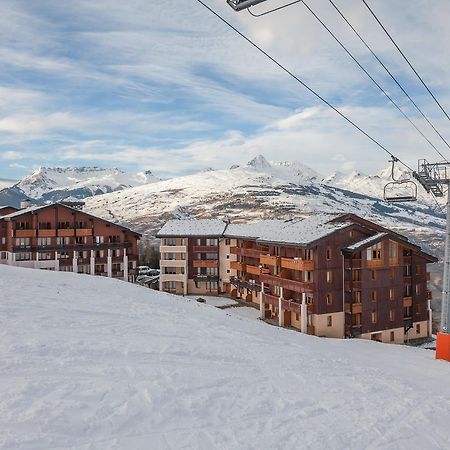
441 182 450 333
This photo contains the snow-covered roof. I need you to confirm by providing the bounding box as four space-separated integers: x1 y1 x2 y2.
0 204 48 219
345 232 389 252
256 214 351 246
157 219 227 237
224 220 286 239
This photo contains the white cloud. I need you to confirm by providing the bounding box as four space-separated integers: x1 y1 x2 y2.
1 150 24 160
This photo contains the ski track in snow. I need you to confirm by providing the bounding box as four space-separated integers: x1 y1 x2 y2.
1 265 450 449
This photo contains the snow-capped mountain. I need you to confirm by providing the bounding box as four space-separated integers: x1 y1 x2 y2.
0 166 159 206
0 177 16 190
83 155 445 257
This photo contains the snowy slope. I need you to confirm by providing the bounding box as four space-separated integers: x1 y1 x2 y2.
1 265 450 449
0 167 159 206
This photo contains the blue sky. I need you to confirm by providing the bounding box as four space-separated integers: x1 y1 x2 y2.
1 0 450 180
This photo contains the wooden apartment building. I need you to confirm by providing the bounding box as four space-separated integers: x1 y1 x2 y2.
0 203 140 281
158 214 436 344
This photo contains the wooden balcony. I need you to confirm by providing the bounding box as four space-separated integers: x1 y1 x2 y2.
260 254 279 266
192 260 218 268
193 245 218 253
262 293 279 307
344 258 362 270
230 247 262 258
403 297 413 307
57 229 75 237
38 229 56 237
76 228 92 237
230 261 245 271
246 265 270 276
344 280 361 291
281 298 301 313
260 274 314 293
352 303 363 314
15 229 36 238
389 258 399 266
403 256 412 264
280 257 314 271
367 259 384 268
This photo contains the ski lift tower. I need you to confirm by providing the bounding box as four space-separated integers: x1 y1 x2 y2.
414 160 450 361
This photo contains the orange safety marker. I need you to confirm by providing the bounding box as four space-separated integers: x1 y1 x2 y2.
436 333 450 362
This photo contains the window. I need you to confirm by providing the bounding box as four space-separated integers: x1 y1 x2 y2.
226 269 230 274
404 265 412 276
352 313 362 326
416 324 421 334
352 291 361 303
57 237 70 246
415 284 421 295
295 313 300 321
404 306 412 318
196 238 201 246
304 249 312 260
388 241 398 259
304 271 313 282
95 236 104 244
326 247 332 260
37 237 52 247
371 270 376 280
15 252 31 261
15 238 30 248
390 331 395 342
38 252 53 260
389 310 395 321
404 285 412 297
206 238 218 246
367 242 382 260
206 281 218 291
206 253 218 260
326 293 332 305
165 238 176 246
389 288 394 300
416 304 422 315
371 290 377 302
352 269 361 281
326 271 332 283
327 316 332 327
416 265 422 275
349 230 354 237
371 311 378 324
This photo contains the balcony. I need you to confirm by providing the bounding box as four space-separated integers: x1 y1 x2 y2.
229 277 262 292
367 259 384 268
160 273 184 282
352 303 363 314
344 258 362 269
262 293 279 307
57 229 75 237
230 261 245 271
281 298 301 313
403 297 413 307
260 254 279 266
38 229 56 237
160 259 186 268
280 257 314 271
15 229 36 238
76 228 92 237
160 245 186 253
260 274 314 293
246 265 269 276
344 280 361 291
230 247 261 258
193 245 218 253
192 260 218 268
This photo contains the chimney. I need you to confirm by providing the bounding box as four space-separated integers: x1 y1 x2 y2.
20 199 32 209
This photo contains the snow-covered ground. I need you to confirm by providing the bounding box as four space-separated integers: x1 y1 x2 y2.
186 295 237 307
1 265 450 449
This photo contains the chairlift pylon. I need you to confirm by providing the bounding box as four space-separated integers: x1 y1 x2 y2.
383 158 418 203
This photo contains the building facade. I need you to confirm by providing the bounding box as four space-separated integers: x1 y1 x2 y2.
158 214 436 344
0 203 140 281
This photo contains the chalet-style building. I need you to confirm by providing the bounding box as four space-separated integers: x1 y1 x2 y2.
0 203 140 282
158 214 436 344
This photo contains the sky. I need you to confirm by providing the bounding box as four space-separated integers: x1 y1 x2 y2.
1 0 450 180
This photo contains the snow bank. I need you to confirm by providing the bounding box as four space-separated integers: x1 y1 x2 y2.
1 265 449 449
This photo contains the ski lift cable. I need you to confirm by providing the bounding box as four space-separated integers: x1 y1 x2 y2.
329 0 450 159
194 0 415 173
362 0 450 124
297 0 449 163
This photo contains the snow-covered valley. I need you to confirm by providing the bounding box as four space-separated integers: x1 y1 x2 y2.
1 265 449 449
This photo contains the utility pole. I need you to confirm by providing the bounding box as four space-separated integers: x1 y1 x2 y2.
414 160 450 361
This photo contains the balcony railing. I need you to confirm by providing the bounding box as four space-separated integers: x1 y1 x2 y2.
403 297 413 307
14 229 36 238
193 245 218 253
344 258 362 269
280 257 314 271
260 274 314 293
230 247 262 258
262 293 279 307
260 254 279 266
230 261 245 271
246 265 269 276
281 298 301 313
192 260 218 268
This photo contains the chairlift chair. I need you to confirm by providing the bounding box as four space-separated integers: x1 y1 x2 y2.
227 0 269 11
383 180 418 203
383 157 418 203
